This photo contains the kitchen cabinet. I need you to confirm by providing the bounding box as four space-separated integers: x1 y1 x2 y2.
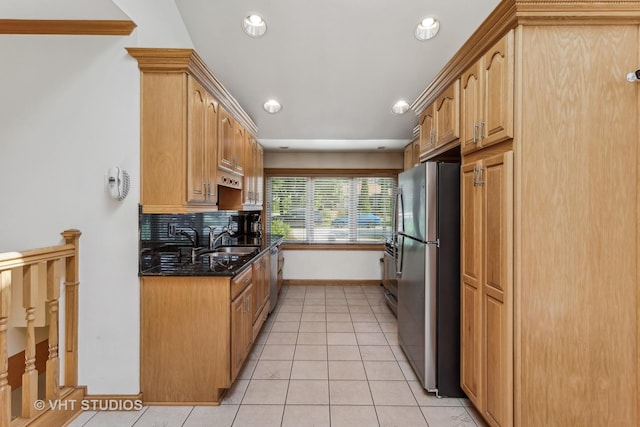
231 268 253 381
232 120 245 175
412 3 640 425
187 77 218 204
460 32 513 155
251 252 270 338
140 249 275 404
243 134 256 205
418 104 435 155
403 138 420 170
218 107 235 173
255 143 264 205
461 152 513 426
435 80 460 147
419 79 460 159
242 135 264 208
127 48 258 213
403 143 413 170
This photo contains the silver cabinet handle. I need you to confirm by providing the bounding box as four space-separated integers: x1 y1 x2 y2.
478 120 485 141
472 123 478 144
476 166 485 186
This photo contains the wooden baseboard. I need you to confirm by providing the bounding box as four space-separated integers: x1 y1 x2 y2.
8 339 49 389
283 280 381 286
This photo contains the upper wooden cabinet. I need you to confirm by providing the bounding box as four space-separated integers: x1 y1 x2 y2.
232 120 245 175
243 135 264 208
460 31 514 154
126 48 258 213
255 143 264 205
243 134 256 205
187 77 218 204
403 138 420 171
418 104 435 155
435 80 460 147
418 80 460 159
218 107 235 173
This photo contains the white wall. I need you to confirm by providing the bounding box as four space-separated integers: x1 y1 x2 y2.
283 250 384 282
264 151 403 170
0 0 192 395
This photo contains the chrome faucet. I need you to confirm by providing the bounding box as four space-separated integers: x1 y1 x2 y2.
208 225 230 249
176 227 199 247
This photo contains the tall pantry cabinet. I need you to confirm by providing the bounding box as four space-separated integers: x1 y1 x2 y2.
413 1 640 426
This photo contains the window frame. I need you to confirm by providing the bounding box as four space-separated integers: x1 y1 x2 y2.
265 168 400 246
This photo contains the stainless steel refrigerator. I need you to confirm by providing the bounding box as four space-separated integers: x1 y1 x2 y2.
395 161 464 397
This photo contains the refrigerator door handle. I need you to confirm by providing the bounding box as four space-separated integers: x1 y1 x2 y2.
396 188 405 236
396 234 404 277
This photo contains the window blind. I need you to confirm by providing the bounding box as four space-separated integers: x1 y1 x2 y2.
266 175 395 243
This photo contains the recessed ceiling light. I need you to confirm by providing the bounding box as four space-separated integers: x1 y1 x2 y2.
263 99 282 114
242 14 267 38
415 17 439 40
391 100 410 114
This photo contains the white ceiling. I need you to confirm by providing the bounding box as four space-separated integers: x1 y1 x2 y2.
174 0 501 151
2 0 502 152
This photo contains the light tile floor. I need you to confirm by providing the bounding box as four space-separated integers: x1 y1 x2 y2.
66 285 488 427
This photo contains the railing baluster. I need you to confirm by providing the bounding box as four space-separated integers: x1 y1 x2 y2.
21 263 42 418
0 270 11 427
46 259 60 401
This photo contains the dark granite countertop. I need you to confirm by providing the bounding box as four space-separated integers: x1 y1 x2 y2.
139 234 283 277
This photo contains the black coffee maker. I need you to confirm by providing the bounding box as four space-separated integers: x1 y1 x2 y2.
229 214 247 237
246 213 262 237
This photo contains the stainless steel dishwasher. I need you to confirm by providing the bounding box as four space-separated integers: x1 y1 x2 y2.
268 245 279 312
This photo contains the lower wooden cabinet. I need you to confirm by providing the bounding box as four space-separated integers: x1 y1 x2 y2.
461 150 513 426
231 280 253 381
141 254 271 404
251 252 270 340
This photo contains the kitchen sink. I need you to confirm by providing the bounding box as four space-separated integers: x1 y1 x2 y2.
208 246 260 256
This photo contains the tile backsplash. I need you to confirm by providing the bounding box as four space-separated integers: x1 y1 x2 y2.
139 208 240 247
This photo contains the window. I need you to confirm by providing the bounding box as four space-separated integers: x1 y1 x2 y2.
266 174 396 243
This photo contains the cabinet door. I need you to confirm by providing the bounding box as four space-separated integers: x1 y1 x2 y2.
255 143 264 204
252 255 265 322
218 108 235 172
435 79 460 147
204 94 218 201
481 152 513 427
233 121 245 175
403 144 413 170
231 284 252 381
419 104 435 155
460 162 483 407
187 77 206 203
481 31 514 148
460 62 482 154
243 136 256 204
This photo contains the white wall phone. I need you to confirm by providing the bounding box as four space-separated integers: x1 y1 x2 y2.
107 166 130 201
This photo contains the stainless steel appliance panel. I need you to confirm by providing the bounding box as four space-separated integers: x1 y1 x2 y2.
397 235 426 383
268 245 279 313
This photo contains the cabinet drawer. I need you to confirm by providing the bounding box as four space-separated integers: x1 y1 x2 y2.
253 298 270 341
231 267 253 300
